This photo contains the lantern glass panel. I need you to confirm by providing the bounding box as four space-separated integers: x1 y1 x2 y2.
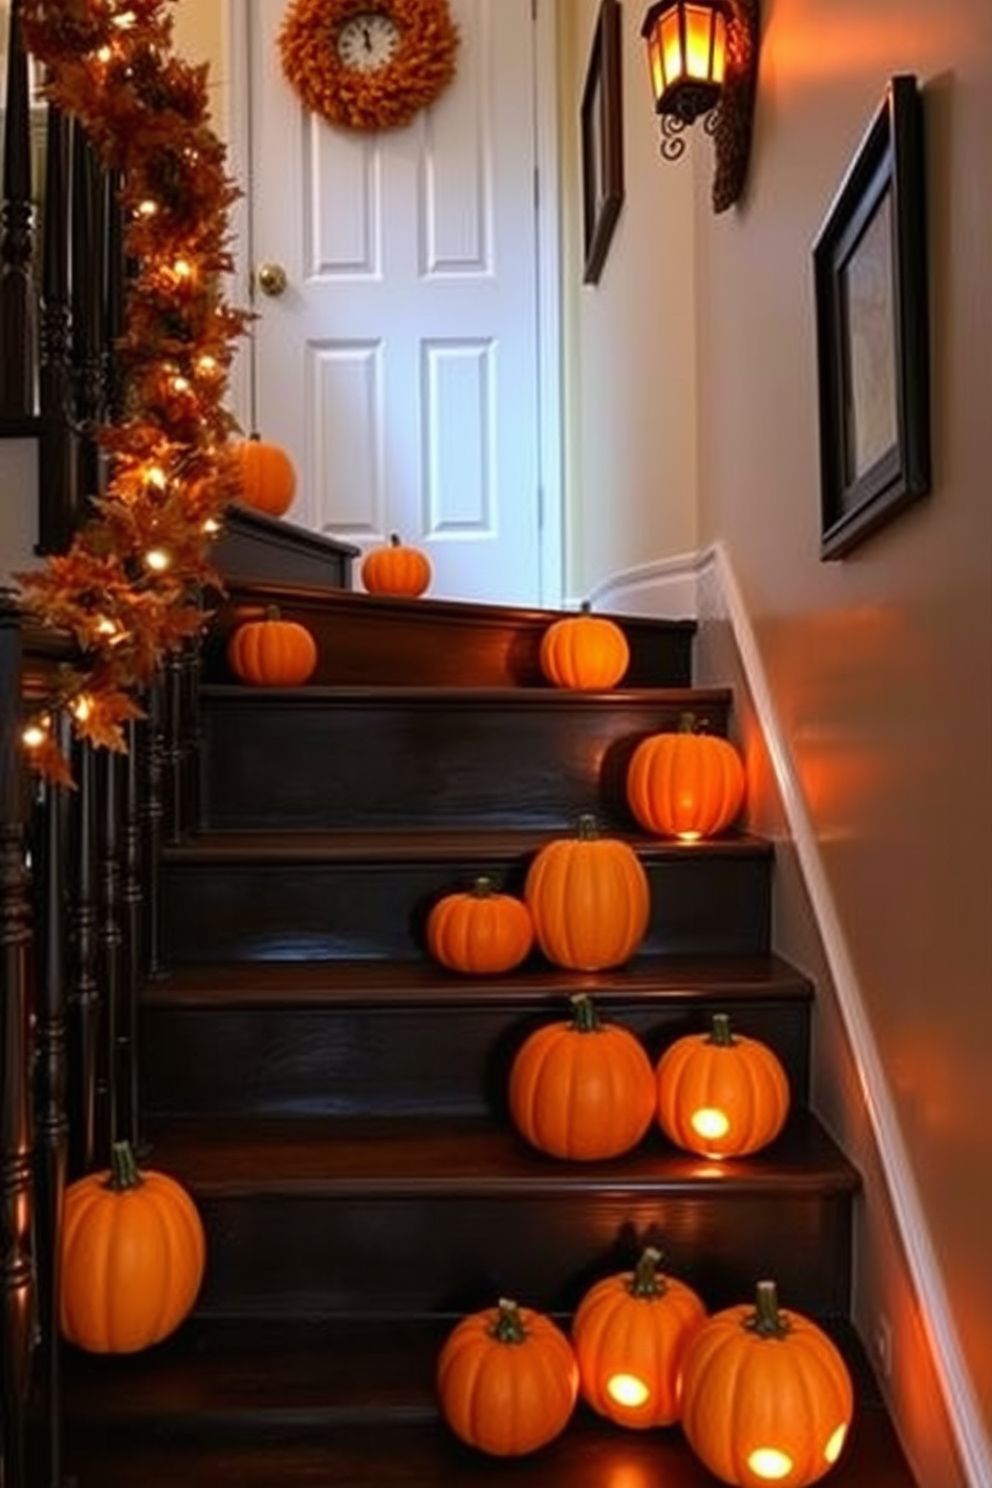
660 7 684 87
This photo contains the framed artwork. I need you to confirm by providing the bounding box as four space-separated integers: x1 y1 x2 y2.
812 74 931 559
581 0 624 285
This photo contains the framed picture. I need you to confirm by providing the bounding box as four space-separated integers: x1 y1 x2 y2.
580 0 624 285
812 74 931 559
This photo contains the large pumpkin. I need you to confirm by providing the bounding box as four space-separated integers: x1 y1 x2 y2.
508 993 656 1160
524 814 650 971
426 876 534 974
626 713 746 840
571 1246 707 1428
539 601 630 690
233 433 297 517
655 1013 790 1159
360 533 432 597
60 1141 206 1353
680 1280 854 1486
226 605 318 686
436 1297 579 1456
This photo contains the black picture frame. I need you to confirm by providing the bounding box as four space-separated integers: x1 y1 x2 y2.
581 0 624 285
812 75 931 560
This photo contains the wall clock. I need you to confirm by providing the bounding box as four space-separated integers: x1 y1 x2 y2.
279 0 460 133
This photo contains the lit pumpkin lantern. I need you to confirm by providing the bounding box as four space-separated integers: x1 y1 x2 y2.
655 1014 790 1159
571 1246 707 1428
233 433 297 517
436 1297 579 1456
539 600 630 690
524 813 650 972
680 1280 854 1486
626 713 746 840
508 993 657 1161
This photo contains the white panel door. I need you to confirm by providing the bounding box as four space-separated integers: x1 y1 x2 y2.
247 0 551 605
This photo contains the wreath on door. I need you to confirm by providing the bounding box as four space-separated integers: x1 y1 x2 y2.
278 0 460 133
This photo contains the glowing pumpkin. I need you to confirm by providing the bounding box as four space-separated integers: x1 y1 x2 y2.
508 993 656 1161
680 1280 854 1486
539 601 630 690
436 1297 579 1456
571 1246 707 1428
60 1141 206 1353
626 713 746 840
655 1014 790 1159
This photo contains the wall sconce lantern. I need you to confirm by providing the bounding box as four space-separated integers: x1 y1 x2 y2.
641 0 760 213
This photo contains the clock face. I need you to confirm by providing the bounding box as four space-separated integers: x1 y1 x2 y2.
335 12 402 73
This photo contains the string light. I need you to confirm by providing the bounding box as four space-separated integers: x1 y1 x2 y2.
144 549 172 573
22 720 50 750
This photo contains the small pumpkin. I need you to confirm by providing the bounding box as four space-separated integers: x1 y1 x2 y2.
680 1280 854 1486
626 713 746 840
508 993 656 1160
655 1014 790 1159
426 876 534 975
233 433 297 517
524 813 650 971
60 1140 206 1354
437 1296 579 1456
226 605 318 686
539 600 630 690
360 532 432 597
571 1246 707 1428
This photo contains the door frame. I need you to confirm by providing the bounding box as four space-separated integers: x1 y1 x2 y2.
224 0 563 608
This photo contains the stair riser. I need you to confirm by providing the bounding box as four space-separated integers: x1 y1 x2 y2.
142 999 811 1119
191 1190 852 1319
197 693 732 832
160 855 772 963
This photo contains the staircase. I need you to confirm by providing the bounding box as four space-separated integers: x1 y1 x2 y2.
60 580 920 1486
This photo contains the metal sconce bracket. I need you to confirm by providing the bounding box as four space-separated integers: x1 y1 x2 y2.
711 0 760 212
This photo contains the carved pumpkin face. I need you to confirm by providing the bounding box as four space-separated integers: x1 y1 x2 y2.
571 1247 707 1428
436 1297 579 1456
626 713 746 840
680 1281 854 1485
655 1014 790 1159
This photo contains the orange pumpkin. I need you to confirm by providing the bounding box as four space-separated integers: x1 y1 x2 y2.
226 606 318 686
680 1280 854 1486
655 1014 790 1159
539 601 630 690
508 993 656 1160
437 1296 579 1456
571 1246 707 1428
234 433 297 517
524 813 649 971
426 876 534 975
360 533 432 597
60 1141 206 1354
626 713 746 840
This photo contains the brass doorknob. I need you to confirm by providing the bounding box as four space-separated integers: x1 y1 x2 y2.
256 262 288 297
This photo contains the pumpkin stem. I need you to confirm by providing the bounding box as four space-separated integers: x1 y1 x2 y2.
708 1013 736 1047
745 1280 792 1340
569 993 601 1033
629 1246 668 1299
472 876 494 898
678 712 710 734
264 604 283 621
106 1139 144 1192
490 1297 529 1344
579 599 593 614
576 812 599 841
388 532 402 547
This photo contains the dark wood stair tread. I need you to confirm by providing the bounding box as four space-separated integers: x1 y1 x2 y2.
200 682 731 705
143 952 814 1009
142 1109 860 1198
61 1317 918 1486
162 828 775 864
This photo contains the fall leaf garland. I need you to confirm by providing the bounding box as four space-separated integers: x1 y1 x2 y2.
16 0 250 770
278 0 459 133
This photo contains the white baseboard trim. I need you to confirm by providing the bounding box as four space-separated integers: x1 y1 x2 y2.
699 540 991 1488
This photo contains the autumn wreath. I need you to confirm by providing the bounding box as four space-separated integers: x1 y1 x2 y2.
278 0 459 133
